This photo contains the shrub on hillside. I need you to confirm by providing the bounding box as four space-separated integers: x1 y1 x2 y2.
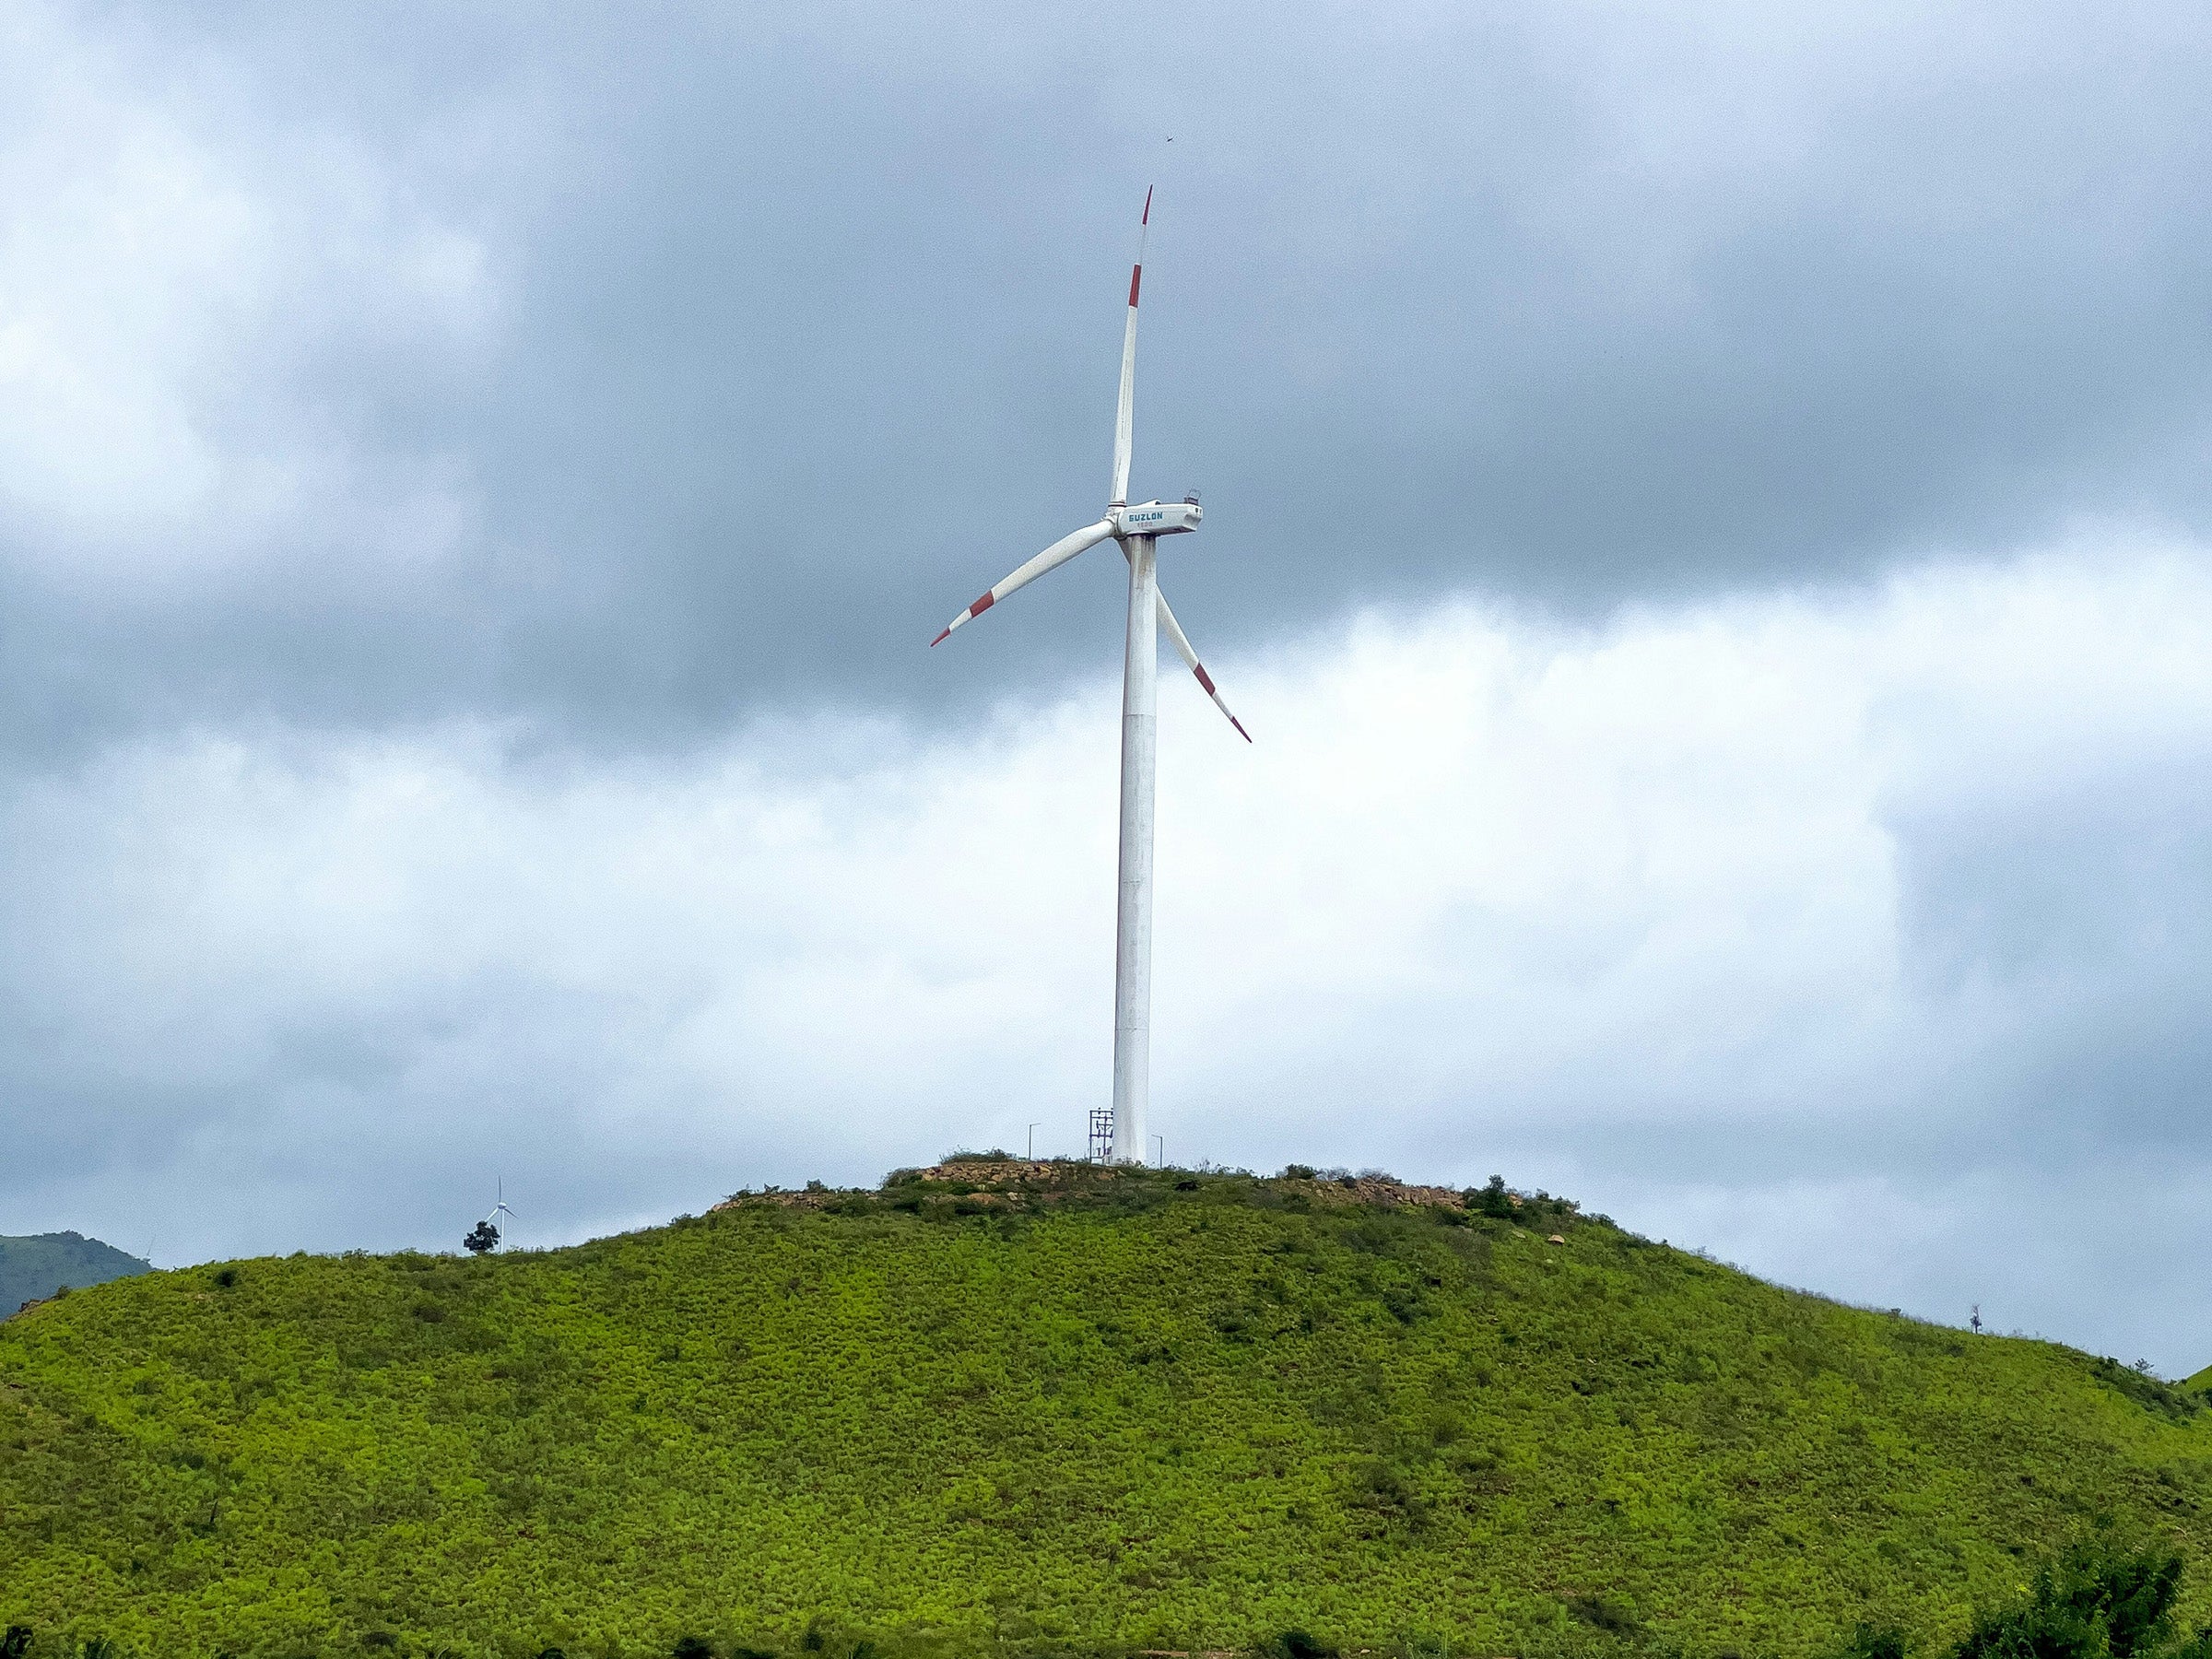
1953 1535 2192 1659
1834 1626 1908 1659
1455 1173 1587 1230
1832 1534 2212 1659
1564 1594 1639 1637
1469 1176 1514 1219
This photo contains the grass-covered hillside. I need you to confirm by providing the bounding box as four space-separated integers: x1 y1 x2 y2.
0 1231 151 1313
2 1161 2208 1659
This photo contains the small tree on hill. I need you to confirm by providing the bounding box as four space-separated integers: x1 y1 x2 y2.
462 1220 500 1255
1471 1175 1516 1219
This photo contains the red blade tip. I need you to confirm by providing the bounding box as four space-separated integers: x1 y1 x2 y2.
929 628 951 647
1231 717 1252 743
1142 185 1152 225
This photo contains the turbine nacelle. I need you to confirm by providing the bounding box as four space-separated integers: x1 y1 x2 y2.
1112 500 1202 537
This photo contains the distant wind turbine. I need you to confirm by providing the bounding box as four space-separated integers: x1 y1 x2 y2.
483 1179 517 1242
932 188 1247 1167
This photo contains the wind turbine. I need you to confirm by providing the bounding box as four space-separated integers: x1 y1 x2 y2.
482 1179 518 1244
931 188 1247 1167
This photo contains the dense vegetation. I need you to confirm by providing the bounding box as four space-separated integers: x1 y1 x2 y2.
1840 1531 2212 1659
0 1232 149 1315
2 1161 2208 1659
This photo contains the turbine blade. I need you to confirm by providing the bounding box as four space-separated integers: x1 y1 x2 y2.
931 519 1115 645
1110 186 1150 508
1154 582 1251 742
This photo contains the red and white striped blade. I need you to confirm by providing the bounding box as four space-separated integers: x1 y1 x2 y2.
930 518 1116 645
1155 583 1252 742
1110 186 1150 507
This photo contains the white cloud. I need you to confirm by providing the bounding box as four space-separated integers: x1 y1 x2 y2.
0 1 494 584
4 532 2210 1368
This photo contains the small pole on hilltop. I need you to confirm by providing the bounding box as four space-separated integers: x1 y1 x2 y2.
1029 1123 1040 1160
1153 1134 1165 1168
1971 1304 1983 1335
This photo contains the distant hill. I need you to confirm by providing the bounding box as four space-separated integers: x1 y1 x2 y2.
1 1161 2208 1659
0 1230 149 1313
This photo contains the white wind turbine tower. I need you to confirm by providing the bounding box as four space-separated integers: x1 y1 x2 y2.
932 188 1247 1167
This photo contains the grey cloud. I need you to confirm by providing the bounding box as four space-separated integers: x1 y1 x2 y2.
9 1 2212 753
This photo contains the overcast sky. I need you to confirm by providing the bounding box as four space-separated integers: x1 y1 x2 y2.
4 0 2209 1374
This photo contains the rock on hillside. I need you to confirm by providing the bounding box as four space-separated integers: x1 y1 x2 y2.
712 1158 1515 1217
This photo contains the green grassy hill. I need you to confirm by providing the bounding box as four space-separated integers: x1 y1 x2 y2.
0 1230 151 1314
2 1162 2207 1659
